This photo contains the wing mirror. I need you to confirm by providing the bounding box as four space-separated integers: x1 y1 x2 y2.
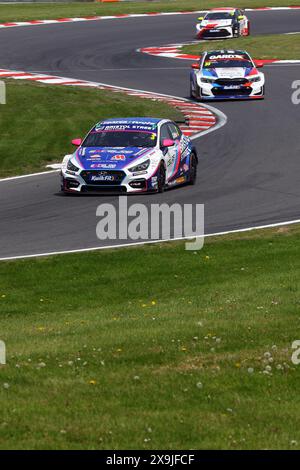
71 138 82 146
198 16 204 21
238 15 244 20
162 139 175 148
254 60 264 68
191 62 200 70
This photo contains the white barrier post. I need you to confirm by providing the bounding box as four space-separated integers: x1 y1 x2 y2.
0 340 6 365
0 81 6 104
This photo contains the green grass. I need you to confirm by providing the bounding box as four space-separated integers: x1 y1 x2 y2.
1 226 300 449
0 80 182 178
0 1 300 23
182 33 300 59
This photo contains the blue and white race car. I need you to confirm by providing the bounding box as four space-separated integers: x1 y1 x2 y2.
190 50 265 101
61 118 198 194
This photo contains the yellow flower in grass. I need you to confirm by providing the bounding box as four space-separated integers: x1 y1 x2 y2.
89 380 97 385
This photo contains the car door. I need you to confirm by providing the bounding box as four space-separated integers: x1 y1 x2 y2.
159 123 179 182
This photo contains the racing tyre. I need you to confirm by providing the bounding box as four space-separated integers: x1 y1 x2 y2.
246 21 250 36
190 81 201 100
189 154 197 185
157 163 166 193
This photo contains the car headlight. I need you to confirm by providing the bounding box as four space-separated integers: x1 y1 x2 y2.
201 77 216 84
128 159 150 173
248 76 261 83
67 159 80 172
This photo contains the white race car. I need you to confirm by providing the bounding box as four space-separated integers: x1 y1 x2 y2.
196 8 250 40
61 118 198 194
190 49 265 101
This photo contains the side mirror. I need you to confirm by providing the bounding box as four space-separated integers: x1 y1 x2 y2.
254 60 264 68
238 15 244 20
71 138 82 146
162 139 175 148
191 62 200 70
198 16 204 21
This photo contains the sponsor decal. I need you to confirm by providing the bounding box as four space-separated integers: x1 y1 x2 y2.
209 54 244 59
111 154 126 161
95 120 158 133
91 163 117 169
223 85 241 89
91 174 114 182
89 154 102 159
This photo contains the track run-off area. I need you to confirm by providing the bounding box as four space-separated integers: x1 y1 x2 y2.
0 7 300 259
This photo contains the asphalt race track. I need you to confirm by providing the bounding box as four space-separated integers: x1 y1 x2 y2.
0 9 300 258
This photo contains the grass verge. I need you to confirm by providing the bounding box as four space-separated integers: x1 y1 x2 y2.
0 1 300 23
182 33 300 60
0 79 183 178
0 225 300 449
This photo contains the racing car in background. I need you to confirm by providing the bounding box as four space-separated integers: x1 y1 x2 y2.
190 50 265 101
196 8 250 39
61 118 198 194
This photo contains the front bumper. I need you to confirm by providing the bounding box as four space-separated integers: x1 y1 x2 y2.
197 78 264 100
196 25 234 39
61 167 160 194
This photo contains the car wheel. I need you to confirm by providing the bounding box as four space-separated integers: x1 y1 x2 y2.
189 154 197 185
197 84 202 101
190 81 200 100
190 81 194 99
245 21 250 36
157 163 166 193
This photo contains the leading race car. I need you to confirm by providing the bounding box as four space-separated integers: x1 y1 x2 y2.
61 118 198 194
190 49 265 101
196 8 250 40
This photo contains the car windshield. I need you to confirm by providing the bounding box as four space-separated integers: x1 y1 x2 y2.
82 130 157 148
205 12 234 20
204 59 252 68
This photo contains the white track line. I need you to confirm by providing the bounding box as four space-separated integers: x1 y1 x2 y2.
1 218 300 262
0 169 58 183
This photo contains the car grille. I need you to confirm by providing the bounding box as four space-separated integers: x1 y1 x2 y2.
202 29 231 38
215 78 248 86
82 185 127 193
81 170 126 186
212 87 252 96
